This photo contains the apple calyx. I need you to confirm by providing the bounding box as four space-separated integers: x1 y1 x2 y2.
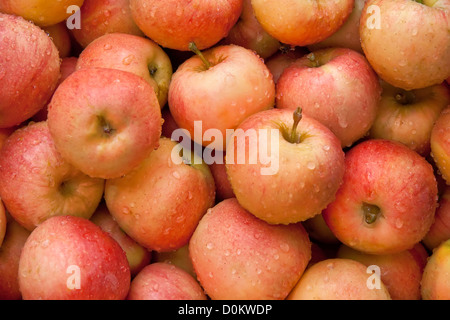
306 53 321 68
189 42 211 70
59 180 75 196
97 115 115 137
395 90 416 105
279 107 304 144
361 202 381 225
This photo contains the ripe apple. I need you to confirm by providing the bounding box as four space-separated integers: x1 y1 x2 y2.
0 126 16 150
221 0 280 59
0 0 84 26
90 203 151 277
129 0 243 51
105 137 216 253
307 0 366 53
251 0 354 46
127 263 206 300
152 244 196 279
18 215 130 300
302 213 340 245
0 216 30 300
360 0 450 90
421 239 450 300
336 243 428 300
276 47 382 148
264 47 308 84
226 108 345 225
42 22 72 58
76 33 173 108
369 82 450 156
47 67 162 179
0 200 6 247
189 198 311 300
423 185 450 250
431 106 450 184
323 139 438 255
209 151 235 202
287 258 391 300
70 0 144 48
0 122 105 231
169 44 275 151
0 13 60 128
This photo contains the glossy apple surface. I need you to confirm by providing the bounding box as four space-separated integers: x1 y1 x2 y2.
431 106 450 184
423 185 450 250
421 239 450 300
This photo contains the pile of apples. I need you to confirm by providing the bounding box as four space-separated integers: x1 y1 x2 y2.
0 0 449 301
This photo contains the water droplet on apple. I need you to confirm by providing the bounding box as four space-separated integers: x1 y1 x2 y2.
172 171 181 179
280 243 290 252
307 162 316 170
103 44 112 50
206 242 214 250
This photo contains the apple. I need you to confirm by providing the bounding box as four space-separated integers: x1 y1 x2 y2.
323 139 438 255
70 0 144 48
90 203 151 277
225 108 345 225
264 47 308 84
152 244 197 279
76 32 173 108
251 0 354 46
127 263 206 300
0 122 105 231
430 106 450 184
360 0 450 90
18 215 130 300
336 243 428 300
0 0 84 26
421 239 450 300
189 198 311 300
47 67 162 179
0 216 30 300
42 22 72 58
287 258 391 300
302 213 340 245
369 82 450 156
307 0 366 53
276 47 382 148
129 0 243 51
0 13 60 128
423 185 450 250
0 126 16 154
0 200 5 247
209 151 235 202
221 0 280 59
105 137 216 252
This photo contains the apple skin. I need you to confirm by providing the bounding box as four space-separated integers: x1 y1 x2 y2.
70 0 144 48
264 47 308 84
423 185 450 250
251 0 354 46
90 203 151 277
105 137 216 253
323 139 438 255
226 108 345 225
0 122 105 231
152 244 197 280
169 44 276 151
209 153 235 202
0 13 60 128
287 258 391 300
0 0 84 26
0 200 6 247
421 239 450 300
369 82 450 156
336 243 428 300
129 0 243 51
76 32 173 108
127 263 206 300
189 198 311 300
18 215 131 300
302 213 340 245
360 0 450 90
276 47 382 148
430 106 450 184
42 22 72 58
221 0 280 60
0 216 30 300
307 0 366 53
47 67 162 179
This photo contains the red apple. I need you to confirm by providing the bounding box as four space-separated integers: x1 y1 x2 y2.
129 0 243 51
90 203 151 277
42 22 72 58
71 0 144 48
423 185 450 250
302 213 340 245
264 47 308 84
0 13 60 128
127 263 206 300
421 239 450 300
0 200 6 247
360 0 450 90
18 215 130 300
0 126 16 150
369 82 450 156
169 44 275 151
431 106 450 184
189 198 311 300
209 152 235 202
0 122 105 231
47 67 162 179
287 258 391 300
277 47 382 148
323 139 438 255
226 108 345 225
152 245 196 280
251 0 354 46
105 137 216 252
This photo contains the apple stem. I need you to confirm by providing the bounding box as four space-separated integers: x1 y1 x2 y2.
395 91 416 105
189 42 211 70
307 53 320 68
290 107 303 143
